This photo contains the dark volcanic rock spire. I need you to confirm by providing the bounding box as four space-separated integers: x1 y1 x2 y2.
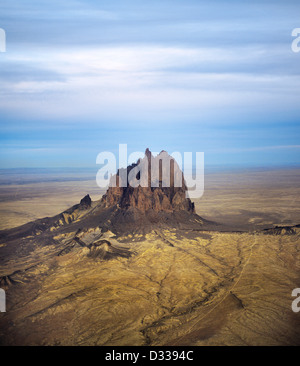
101 148 195 213
80 194 92 209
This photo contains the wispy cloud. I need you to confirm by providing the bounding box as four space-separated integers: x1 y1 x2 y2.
1 44 300 123
0 0 299 167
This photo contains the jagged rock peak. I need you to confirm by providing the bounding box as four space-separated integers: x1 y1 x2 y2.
80 194 92 209
101 149 195 213
145 148 152 159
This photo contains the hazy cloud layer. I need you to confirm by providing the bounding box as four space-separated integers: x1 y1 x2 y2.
0 0 299 167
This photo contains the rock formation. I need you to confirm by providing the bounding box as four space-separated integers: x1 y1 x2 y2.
101 148 195 213
79 194 92 209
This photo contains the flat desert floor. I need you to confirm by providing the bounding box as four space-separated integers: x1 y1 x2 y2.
0 168 299 231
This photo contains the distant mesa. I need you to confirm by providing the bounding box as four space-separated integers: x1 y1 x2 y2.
262 225 300 236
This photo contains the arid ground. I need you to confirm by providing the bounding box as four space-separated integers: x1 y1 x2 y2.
0 168 299 346
0 168 299 231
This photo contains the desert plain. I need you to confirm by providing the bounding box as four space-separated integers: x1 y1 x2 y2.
0 167 299 345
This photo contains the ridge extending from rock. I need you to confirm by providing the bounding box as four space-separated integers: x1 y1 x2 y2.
101 148 195 213
0 149 215 241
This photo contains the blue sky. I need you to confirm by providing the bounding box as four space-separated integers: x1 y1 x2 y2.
0 0 299 168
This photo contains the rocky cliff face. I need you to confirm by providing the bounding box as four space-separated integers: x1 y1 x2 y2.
79 194 92 209
101 149 195 213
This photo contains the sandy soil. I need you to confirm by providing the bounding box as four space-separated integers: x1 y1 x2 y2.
0 180 104 230
0 168 299 231
194 168 300 230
